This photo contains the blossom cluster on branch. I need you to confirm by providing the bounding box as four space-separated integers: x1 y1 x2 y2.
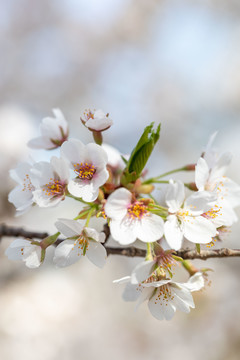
5 108 240 321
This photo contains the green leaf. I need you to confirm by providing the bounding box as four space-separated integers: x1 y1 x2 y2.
125 122 161 181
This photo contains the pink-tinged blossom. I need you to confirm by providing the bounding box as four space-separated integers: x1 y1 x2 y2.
30 156 69 207
8 161 35 216
5 239 42 269
53 218 107 268
81 109 113 132
114 271 204 321
105 188 164 245
164 180 218 250
28 108 68 150
61 139 109 202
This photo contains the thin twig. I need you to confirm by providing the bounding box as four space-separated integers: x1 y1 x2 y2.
1 223 240 260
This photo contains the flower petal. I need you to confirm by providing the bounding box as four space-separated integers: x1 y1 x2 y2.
86 240 107 268
134 214 164 243
164 215 183 250
165 180 185 213
55 219 84 238
183 215 217 244
105 188 131 220
53 240 80 267
131 260 156 284
195 157 209 191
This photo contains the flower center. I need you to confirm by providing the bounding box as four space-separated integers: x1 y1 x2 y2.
73 162 96 180
155 284 174 305
203 204 222 220
74 236 89 256
127 201 148 219
43 179 66 197
22 174 34 192
177 209 190 220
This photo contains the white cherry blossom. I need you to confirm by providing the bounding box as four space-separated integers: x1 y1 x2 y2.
30 156 69 207
164 180 217 250
61 138 109 202
28 108 68 150
195 156 240 226
5 239 42 269
105 188 164 245
53 218 107 268
115 272 204 321
8 161 35 215
81 109 113 132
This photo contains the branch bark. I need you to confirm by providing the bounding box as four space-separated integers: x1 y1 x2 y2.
1 223 240 261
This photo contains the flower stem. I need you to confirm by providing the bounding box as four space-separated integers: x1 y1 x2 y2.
85 207 96 227
143 165 195 184
146 243 153 261
92 131 103 145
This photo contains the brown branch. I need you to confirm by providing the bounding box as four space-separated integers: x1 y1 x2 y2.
1 223 240 260
0 223 48 240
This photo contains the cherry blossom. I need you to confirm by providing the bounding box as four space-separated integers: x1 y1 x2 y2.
195 156 240 226
81 109 113 132
53 218 107 268
61 138 109 202
8 161 35 215
5 239 42 269
115 272 204 321
28 108 68 150
30 156 69 207
164 180 218 250
105 188 164 245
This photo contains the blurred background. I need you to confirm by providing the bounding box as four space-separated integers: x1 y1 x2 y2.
1 0 240 359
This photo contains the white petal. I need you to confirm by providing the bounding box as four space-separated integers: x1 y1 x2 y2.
61 138 85 165
8 185 33 211
105 188 131 220
30 161 54 187
84 227 106 242
164 215 183 250
184 191 217 216
195 157 209 191
134 214 164 243
113 276 131 284
53 240 80 267
135 287 154 309
67 179 99 202
122 283 142 302
171 284 195 308
24 247 41 269
32 189 63 208
27 136 54 149
91 168 109 189
109 218 136 245
165 180 185 213
85 143 108 166
183 215 217 244
210 152 232 180
5 239 30 260
50 156 69 183
55 219 84 238
86 241 107 268
131 260 156 284
147 289 176 320
183 272 204 292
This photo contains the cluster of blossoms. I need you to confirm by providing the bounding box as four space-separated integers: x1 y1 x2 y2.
6 108 240 321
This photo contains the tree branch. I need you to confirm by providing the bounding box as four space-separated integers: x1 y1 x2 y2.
1 223 240 260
